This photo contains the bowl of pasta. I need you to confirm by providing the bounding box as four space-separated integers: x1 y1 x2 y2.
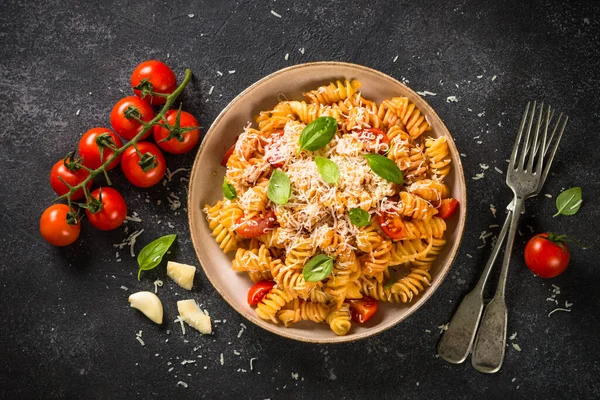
188 61 466 343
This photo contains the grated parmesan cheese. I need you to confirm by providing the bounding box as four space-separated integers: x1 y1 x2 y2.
250 357 257 371
153 279 163 294
270 9 282 18
174 316 186 335
548 308 571 317
494 167 503 174
220 353 224 365
176 381 188 388
511 343 522 352
393 55 398 62
446 96 458 103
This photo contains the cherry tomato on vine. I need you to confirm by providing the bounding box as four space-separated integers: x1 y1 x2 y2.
524 233 571 278
49 159 92 200
264 130 285 168
221 136 239 166
356 128 390 154
120 141 166 188
153 109 200 154
378 208 405 240
438 198 459 219
110 96 155 141
235 211 277 239
85 187 127 231
247 280 276 306
78 127 123 170
40 204 80 246
131 60 177 105
349 297 379 323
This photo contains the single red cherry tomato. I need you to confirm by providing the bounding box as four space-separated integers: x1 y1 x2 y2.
40 204 80 246
356 128 390 155
524 233 571 278
378 209 406 240
85 187 127 231
49 159 92 200
153 109 200 154
438 198 459 219
221 136 239 166
235 211 277 239
110 96 155 141
120 142 166 188
264 130 286 167
247 280 276 306
78 127 123 170
131 60 177 105
348 297 379 323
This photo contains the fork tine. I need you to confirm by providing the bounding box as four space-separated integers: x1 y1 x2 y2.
526 102 544 172
517 101 536 170
509 102 531 170
538 114 568 188
533 106 553 159
533 105 551 174
544 111 562 155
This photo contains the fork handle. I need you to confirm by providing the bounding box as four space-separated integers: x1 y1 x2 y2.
437 210 512 364
471 196 525 373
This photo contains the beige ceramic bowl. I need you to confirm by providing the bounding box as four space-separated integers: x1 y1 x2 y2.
188 62 467 343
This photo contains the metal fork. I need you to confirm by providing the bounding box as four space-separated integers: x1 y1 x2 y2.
437 103 568 368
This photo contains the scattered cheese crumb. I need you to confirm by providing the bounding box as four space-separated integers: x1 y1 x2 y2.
181 360 196 365
208 86 214 95
446 96 458 103
299 47 305 54
494 167 503 174
512 378 516 383
472 172 485 180
544 193 552 198
291 372 299 380
174 316 186 335
216 71 223 76
490 204 497 218
417 90 437 96
438 323 449 333
511 343 522 352
153 279 163 294
466 253 472 258
565 301 573 308
460 153 467 157
548 308 571 317
76 109 81 116
120 286 128 291
509 332 517 340
188 13 194 18
284 53 289 60
491 75 497 81
250 357 257 371
479 163 489 170
477 111 485 117
393 55 398 63
176 381 188 388
270 10 282 18
220 353 224 365
229 70 236 74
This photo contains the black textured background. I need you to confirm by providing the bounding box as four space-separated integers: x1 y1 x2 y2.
1 0 599 399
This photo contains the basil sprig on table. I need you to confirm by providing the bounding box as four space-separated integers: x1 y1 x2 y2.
554 187 583 217
349 208 371 227
222 178 237 200
303 254 334 282
363 153 404 184
314 156 340 185
267 169 292 205
299 116 338 151
137 234 177 280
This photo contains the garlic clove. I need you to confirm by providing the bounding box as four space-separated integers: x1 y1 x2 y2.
128 291 163 324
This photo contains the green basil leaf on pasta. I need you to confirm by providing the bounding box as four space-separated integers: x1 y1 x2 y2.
553 187 582 217
363 153 404 184
299 116 338 151
222 178 237 200
348 208 371 227
302 254 334 282
314 156 340 185
267 169 292 205
137 234 177 281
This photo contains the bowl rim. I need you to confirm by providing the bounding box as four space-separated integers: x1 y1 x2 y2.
187 61 467 343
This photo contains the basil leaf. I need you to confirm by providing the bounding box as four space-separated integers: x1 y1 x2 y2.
553 187 582 217
299 116 338 151
314 156 339 185
267 169 291 205
302 254 334 282
363 153 404 184
222 178 237 200
349 208 371 227
137 234 177 280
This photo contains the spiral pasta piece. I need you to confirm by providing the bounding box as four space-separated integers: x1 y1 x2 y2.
284 237 315 269
360 276 405 303
238 178 269 218
390 268 432 302
256 288 296 323
276 299 331 326
397 191 438 221
205 201 240 253
304 80 362 105
326 303 352 336
398 216 446 240
356 217 384 253
271 259 317 297
407 179 450 204
389 238 433 267
389 97 431 139
411 237 446 270
361 240 392 282
425 136 451 179
326 251 358 309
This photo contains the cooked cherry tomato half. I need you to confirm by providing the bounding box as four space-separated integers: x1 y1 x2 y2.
524 233 571 278
438 198 459 219
110 96 155 141
378 209 406 240
78 127 123 170
153 109 200 154
40 204 80 246
49 159 92 200
264 130 286 167
221 136 239 166
235 211 277 239
131 60 177 105
349 297 379 323
356 128 390 154
247 280 276 306
121 142 166 188
86 187 127 231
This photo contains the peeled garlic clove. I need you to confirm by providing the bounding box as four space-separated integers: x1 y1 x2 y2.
167 261 196 290
128 291 163 324
177 299 211 334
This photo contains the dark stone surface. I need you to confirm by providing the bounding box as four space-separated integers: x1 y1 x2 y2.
1 0 599 398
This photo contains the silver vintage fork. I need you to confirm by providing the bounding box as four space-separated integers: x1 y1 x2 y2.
437 103 568 368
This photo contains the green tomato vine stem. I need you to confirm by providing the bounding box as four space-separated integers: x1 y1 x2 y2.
55 68 193 205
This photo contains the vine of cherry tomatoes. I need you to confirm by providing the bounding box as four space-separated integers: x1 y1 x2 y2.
40 60 199 247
